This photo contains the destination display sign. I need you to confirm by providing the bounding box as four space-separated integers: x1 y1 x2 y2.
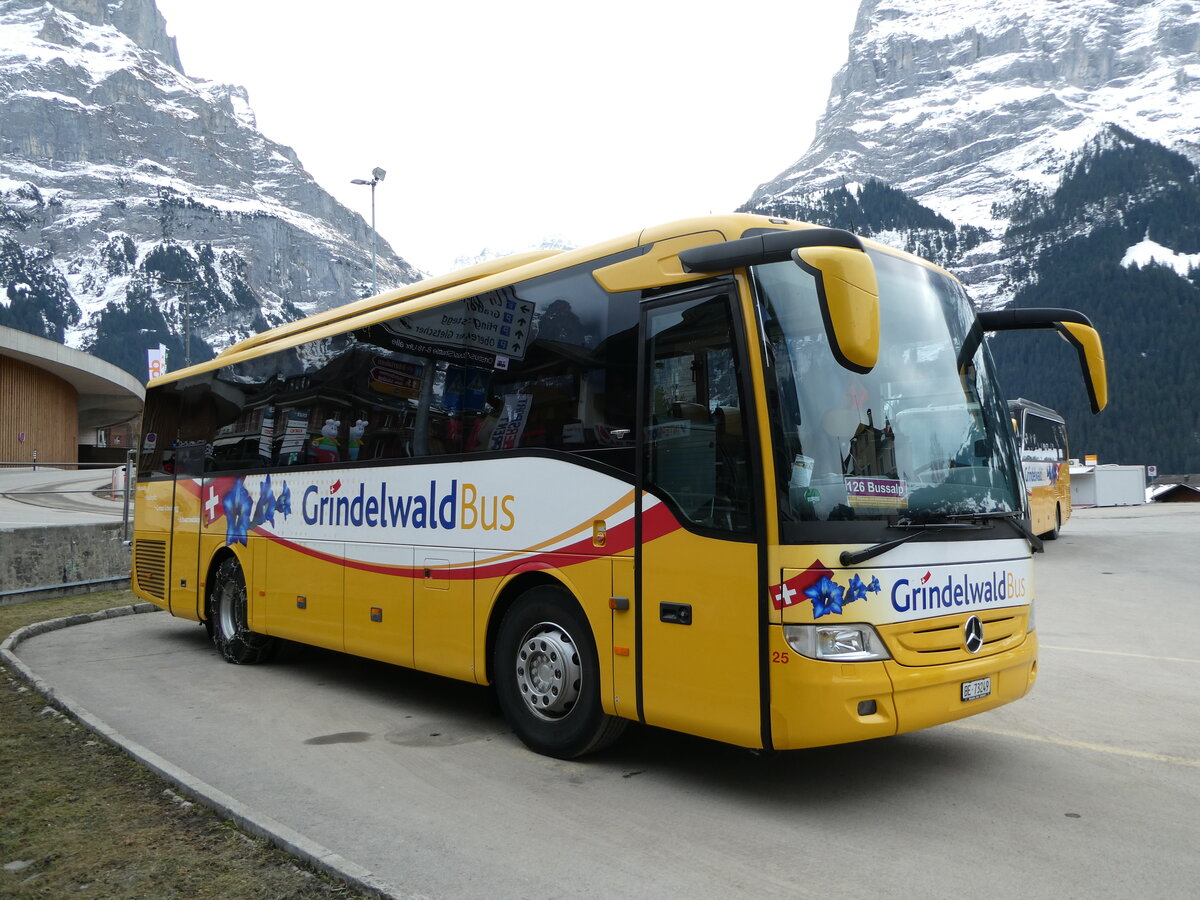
845 476 909 508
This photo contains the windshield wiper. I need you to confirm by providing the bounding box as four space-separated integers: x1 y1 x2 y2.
946 510 1044 553
840 510 1034 568
838 518 981 567
839 529 930 567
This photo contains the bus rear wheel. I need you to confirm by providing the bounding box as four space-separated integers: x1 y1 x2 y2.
495 585 626 759
207 556 276 664
1043 505 1061 541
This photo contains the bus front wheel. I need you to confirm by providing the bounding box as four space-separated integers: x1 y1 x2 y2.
207 556 276 665
495 585 626 758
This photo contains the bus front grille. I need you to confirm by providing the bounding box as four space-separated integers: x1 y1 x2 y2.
134 539 167 600
883 610 1029 666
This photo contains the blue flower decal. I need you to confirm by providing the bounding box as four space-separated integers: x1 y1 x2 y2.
868 576 880 593
277 482 292 518
222 477 253 546
805 576 846 619
252 474 277 527
846 574 868 604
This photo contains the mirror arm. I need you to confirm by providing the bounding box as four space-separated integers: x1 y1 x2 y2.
678 228 863 273
977 308 1105 414
976 307 1095 331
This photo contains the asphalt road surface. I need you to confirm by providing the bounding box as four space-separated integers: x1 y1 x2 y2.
13 505 1200 899
0 466 128 528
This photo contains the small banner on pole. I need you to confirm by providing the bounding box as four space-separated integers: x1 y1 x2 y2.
147 344 167 380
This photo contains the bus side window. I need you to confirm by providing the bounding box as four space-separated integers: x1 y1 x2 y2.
462 260 640 472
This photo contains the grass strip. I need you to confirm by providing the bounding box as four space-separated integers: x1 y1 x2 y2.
0 590 375 899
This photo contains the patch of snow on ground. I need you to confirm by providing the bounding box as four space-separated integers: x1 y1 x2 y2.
1120 238 1200 277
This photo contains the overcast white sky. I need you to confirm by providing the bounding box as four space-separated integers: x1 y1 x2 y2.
155 1 859 276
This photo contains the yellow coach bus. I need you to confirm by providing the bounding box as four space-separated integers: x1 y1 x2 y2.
1010 399 1072 540
131 214 1106 758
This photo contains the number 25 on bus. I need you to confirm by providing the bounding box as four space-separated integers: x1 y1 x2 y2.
131 214 1107 758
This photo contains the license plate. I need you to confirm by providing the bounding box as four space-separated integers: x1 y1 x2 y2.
961 676 991 702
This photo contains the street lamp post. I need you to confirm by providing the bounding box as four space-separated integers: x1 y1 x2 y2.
351 166 386 296
156 276 198 367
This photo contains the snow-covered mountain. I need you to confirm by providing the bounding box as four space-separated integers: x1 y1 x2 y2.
0 0 420 377
742 0 1200 471
744 0 1198 306
748 0 1198 227
451 236 576 271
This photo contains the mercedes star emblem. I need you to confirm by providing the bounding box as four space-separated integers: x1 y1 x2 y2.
963 615 984 653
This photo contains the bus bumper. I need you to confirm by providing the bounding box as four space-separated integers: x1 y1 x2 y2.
768 627 1038 750
887 632 1038 736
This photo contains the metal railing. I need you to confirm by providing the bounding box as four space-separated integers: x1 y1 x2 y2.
0 458 130 469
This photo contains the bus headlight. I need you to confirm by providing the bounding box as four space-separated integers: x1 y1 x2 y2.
1027 596 1036 633
784 624 891 661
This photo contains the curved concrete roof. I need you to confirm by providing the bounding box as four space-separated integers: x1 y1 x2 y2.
0 326 145 428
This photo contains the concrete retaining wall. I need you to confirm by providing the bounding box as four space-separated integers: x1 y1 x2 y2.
1 523 131 604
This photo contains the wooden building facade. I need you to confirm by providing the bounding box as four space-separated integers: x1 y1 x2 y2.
0 353 79 465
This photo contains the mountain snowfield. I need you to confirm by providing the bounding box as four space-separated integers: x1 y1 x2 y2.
749 0 1198 224
738 0 1200 472
2 0 1197 422
451 236 577 272
1121 236 1200 276
0 0 417 373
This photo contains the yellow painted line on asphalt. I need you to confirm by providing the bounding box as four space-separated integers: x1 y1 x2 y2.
1041 645 1200 664
950 721 1200 768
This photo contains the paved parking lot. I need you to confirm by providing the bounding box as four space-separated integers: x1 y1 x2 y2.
0 466 128 528
10 504 1199 899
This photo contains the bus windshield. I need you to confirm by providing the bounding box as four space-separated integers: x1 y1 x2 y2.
754 248 1022 533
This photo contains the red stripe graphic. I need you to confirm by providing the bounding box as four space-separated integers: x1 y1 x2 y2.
177 477 682 580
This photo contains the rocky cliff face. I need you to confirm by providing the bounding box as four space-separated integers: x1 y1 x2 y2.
988 126 1200 473
0 0 419 377
743 0 1199 307
742 0 1200 470
749 0 1198 225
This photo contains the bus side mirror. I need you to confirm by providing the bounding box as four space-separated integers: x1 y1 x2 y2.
677 227 880 375
1057 321 1107 413
791 246 880 375
978 308 1108 414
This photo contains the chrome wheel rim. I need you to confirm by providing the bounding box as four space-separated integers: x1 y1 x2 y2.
514 622 582 721
216 580 240 640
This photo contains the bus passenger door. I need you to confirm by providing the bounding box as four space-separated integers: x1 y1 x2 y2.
168 441 206 620
637 288 764 748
